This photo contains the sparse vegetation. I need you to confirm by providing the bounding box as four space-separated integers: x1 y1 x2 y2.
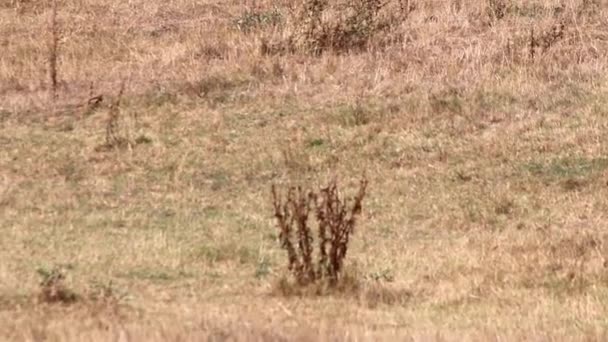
88 279 128 303
2 0 608 340
262 0 407 55
234 7 283 33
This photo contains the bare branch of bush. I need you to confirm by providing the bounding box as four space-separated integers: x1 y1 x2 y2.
271 178 368 287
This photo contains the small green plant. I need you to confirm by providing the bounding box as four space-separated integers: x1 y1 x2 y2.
367 268 395 282
255 258 272 279
307 138 325 148
36 266 78 304
271 178 368 287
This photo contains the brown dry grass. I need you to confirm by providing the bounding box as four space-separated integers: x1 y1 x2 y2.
2 0 608 340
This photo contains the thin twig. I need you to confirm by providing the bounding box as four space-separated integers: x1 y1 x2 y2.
49 0 59 104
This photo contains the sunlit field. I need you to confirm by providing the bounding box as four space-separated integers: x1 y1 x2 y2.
2 0 608 340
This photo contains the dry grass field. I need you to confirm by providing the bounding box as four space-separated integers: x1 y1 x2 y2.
2 0 608 340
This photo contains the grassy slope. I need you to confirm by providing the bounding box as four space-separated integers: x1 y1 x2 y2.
2 0 608 340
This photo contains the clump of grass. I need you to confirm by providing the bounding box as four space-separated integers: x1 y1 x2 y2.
430 88 464 114
487 0 507 22
262 0 405 55
183 75 250 104
7 0 37 13
234 7 282 33
37 266 79 304
198 243 259 265
106 82 129 147
282 142 313 175
362 283 412 308
88 279 128 303
274 265 362 297
271 178 368 288
340 103 372 126
578 0 601 17
398 0 416 17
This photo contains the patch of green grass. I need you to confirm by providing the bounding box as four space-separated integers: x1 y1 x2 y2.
522 157 608 180
330 101 397 127
201 206 221 219
89 279 130 302
134 89 179 108
430 88 464 114
474 89 516 113
338 103 373 126
591 94 608 116
507 4 548 18
185 75 252 105
57 157 87 183
307 138 325 148
254 258 272 279
366 268 395 282
197 243 259 265
0 109 10 124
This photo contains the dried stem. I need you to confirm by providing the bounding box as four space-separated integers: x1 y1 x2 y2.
271 178 368 286
48 0 59 104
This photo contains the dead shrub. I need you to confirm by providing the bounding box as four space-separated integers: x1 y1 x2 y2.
262 0 407 55
271 178 368 288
